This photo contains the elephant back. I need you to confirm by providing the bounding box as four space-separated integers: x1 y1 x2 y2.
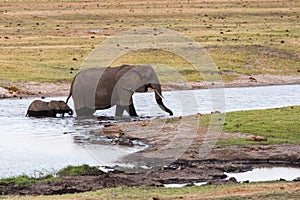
28 100 48 111
27 100 55 117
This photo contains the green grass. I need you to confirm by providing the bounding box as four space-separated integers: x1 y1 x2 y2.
0 0 299 83
219 106 300 146
88 184 232 200
0 165 102 188
209 45 300 77
1 181 299 200
182 106 299 146
216 192 300 200
0 175 56 188
57 164 103 176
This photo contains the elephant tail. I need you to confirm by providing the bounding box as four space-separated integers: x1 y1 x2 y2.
66 92 72 104
66 73 77 104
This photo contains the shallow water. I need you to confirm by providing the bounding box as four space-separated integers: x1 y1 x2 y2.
164 182 207 188
225 167 300 182
0 84 299 178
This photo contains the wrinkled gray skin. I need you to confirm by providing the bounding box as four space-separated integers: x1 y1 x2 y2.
66 64 173 117
26 100 73 117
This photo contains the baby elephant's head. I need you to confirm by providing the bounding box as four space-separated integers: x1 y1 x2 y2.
49 100 73 116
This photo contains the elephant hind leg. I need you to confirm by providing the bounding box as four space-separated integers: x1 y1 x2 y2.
115 105 125 117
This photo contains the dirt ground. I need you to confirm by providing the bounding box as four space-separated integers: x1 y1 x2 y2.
0 78 300 196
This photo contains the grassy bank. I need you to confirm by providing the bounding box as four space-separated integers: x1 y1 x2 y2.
198 105 300 145
0 165 100 188
219 106 300 145
0 0 299 83
1 182 300 200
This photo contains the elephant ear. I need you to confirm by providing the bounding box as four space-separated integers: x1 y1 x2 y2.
112 67 143 106
132 64 155 81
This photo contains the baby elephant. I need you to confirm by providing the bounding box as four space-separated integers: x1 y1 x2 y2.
26 100 73 117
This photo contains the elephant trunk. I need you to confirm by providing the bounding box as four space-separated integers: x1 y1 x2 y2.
152 83 173 116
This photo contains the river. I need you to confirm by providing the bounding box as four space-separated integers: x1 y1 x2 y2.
0 84 299 178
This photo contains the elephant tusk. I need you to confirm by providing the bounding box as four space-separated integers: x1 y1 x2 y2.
155 90 164 99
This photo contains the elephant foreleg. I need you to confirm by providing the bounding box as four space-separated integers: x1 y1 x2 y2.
128 103 138 117
115 104 138 117
127 96 138 116
76 107 94 117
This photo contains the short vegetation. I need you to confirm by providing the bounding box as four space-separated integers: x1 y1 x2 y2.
220 106 300 145
57 164 103 176
0 165 102 188
0 0 299 83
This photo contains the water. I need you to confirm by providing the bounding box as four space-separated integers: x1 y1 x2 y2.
162 84 300 115
0 97 146 178
164 182 207 188
225 167 300 182
0 84 299 178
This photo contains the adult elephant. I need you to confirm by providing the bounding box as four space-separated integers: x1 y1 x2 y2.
66 64 173 117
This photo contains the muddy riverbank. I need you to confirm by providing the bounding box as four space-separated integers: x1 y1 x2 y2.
1 115 299 195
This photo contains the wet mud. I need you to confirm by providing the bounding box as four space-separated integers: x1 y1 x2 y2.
1 116 299 195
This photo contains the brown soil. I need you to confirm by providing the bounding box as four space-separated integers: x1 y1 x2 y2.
0 81 71 98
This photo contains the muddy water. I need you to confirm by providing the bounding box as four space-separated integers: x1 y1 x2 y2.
0 84 299 178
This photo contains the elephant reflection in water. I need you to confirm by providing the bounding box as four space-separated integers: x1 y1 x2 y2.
66 64 173 117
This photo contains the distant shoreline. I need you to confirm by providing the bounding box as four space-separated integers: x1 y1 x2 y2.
1 74 299 99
